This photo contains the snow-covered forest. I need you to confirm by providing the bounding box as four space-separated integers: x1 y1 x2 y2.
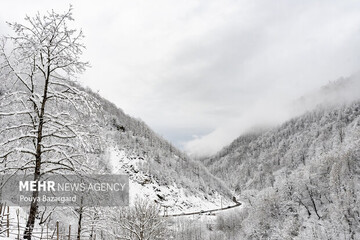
0 4 360 240
203 76 360 239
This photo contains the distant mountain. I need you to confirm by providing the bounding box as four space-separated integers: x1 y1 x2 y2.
203 77 360 239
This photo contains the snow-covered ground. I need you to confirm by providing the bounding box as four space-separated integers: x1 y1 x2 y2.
0 146 231 239
1 206 49 239
107 146 229 214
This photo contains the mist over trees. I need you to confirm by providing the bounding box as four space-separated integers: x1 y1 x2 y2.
2 4 359 240
204 86 360 239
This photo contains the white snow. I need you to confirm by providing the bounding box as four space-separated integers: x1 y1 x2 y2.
106 146 230 215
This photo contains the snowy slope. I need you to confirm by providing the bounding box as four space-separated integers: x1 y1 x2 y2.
0 78 234 239
107 146 229 214
202 79 360 239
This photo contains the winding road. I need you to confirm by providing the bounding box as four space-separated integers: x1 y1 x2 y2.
164 202 242 217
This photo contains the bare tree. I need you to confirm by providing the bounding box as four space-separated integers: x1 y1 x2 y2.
0 6 99 239
111 199 167 240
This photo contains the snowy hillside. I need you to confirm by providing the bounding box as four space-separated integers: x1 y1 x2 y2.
0 78 232 239
89 87 233 210
203 78 360 239
107 146 228 213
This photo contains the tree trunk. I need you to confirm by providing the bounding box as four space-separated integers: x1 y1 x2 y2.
24 62 50 239
77 196 84 240
23 173 40 239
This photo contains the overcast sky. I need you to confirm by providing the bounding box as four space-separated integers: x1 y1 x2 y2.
1 0 360 156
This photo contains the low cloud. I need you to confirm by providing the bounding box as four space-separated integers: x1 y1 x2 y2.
184 75 360 157
183 95 293 157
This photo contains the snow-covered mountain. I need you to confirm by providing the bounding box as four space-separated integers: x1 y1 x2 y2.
203 77 360 239
0 79 232 239
0 78 232 210
85 88 232 212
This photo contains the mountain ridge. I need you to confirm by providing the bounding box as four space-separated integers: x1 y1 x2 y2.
201 77 360 239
